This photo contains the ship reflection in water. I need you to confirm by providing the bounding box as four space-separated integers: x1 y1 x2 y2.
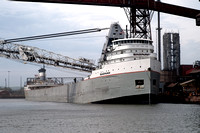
0 99 199 133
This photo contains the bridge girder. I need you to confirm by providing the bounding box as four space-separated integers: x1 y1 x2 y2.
11 0 200 19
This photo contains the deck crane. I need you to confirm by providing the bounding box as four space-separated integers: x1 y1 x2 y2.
0 28 108 72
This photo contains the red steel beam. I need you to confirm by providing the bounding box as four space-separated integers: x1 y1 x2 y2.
154 2 200 19
11 0 200 19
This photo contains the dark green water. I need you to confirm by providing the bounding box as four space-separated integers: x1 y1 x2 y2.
0 99 199 133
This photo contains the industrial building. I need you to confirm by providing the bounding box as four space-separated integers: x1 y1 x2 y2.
159 32 200 103
163 33 180 75
160 32 180 85
0 90 10 98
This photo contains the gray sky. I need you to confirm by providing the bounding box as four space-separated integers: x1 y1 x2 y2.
0 0 200 87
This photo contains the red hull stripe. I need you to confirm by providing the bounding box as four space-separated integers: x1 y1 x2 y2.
85 70 160 81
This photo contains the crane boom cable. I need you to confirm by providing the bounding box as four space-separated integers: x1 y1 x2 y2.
3 28 109 43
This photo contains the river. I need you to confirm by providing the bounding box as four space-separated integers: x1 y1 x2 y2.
0 99 199 133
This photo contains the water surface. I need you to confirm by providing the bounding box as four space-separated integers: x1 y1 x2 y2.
0 99 199 133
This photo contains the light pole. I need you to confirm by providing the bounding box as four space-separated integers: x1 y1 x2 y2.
5 78 7 88
157 0 162 62
8 71 10 88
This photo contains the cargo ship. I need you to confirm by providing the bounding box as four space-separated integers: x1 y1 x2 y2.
24 23 161 103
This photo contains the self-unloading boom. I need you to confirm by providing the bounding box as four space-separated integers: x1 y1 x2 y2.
0 41 96 72
0 28 110 72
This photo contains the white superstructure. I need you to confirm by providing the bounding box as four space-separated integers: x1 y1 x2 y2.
88 37 160 79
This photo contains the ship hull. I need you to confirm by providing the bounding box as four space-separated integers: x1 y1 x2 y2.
73 70 160 103
25 70 160 104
